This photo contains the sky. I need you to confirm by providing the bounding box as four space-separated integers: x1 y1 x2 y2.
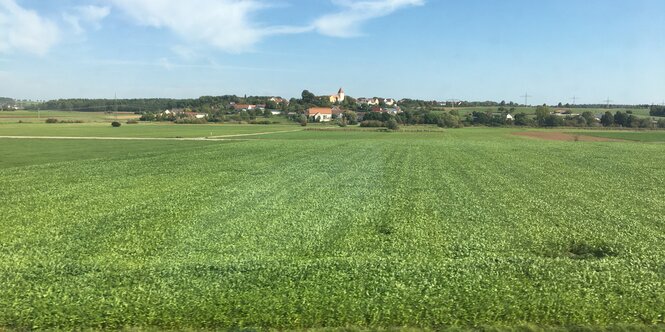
0 0 664 105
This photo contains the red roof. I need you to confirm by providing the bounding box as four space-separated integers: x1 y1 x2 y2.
307 107 333 115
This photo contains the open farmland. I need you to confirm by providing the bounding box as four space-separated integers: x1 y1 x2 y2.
0 122 297 138
0 110 138 123
1 128 665 330
567 130 665 142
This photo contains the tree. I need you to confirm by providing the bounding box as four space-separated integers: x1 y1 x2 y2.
386 118 399 130
514 113 530 126
613 111 627 127
650 105 665 117
581 111 595 126
298 114 307 126
342 111 358 125
301 90 316 104
600 111 614 127
437 113 462 128
535 106 550 127
658 119 665 128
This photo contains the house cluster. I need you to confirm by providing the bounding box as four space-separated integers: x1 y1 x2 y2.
552 109 580 117
305 88 403 122
231 103 265 111
357 97 397 106
161 109 207 119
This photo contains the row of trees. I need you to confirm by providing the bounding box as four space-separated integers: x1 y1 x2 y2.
650 105 665 117
27 95 286 113
467 106 663 128
600 111 664 128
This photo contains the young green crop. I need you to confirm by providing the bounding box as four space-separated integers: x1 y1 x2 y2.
0 128 664 330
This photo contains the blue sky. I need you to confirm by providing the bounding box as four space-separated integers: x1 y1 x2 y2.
1 0 664 105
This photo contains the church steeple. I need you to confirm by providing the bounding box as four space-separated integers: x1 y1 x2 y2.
338 87 345 102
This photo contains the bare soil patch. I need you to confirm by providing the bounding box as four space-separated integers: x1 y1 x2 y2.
513 131 622 142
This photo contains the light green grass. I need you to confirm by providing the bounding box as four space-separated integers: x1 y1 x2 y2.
0 110 137 123
1 129 664 330
434 107 653 117
0 122 299 138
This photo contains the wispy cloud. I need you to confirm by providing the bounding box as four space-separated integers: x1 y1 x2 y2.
108 0 424 53
89 58 299 72
109 0 307 53
0 0 60 56
314 0 425 37
63 5 111 34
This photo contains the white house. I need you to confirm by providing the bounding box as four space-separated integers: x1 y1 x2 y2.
306 107 333 122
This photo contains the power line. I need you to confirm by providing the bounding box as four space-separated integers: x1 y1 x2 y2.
520 92 532 106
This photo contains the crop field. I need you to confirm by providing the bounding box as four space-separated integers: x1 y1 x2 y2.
568 130 665 142
0 122 296 138
0 110 138 123
1 128 665 330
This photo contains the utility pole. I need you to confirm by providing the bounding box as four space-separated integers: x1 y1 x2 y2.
520 92 532 107
448 98 460 111
114 93 118 120
571 96 578 106
604 97 613 109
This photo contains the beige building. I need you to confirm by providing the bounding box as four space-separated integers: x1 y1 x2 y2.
329 88 345 103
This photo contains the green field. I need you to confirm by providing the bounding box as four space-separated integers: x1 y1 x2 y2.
570 130 665 142
0 110 137 123
435 106 655 118
1 127 665 330
0 122 297 138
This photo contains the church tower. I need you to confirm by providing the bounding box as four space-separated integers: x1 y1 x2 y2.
338 88 345 102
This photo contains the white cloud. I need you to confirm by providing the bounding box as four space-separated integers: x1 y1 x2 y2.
64 5 110 34
0 0 60 56
109 0 307 53
107 0 424 53
314 0 425 37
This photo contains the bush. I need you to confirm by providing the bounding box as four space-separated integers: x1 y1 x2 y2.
111 121 122 127
45 118 58 123
126 119 139 124
298 115 307 127
360 120 385 128
139 113 156 121
437 113 462 128
249 120 272 125
174 118 207 124
386 119 400 130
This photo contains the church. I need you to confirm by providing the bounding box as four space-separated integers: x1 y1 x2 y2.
329 88 345 103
